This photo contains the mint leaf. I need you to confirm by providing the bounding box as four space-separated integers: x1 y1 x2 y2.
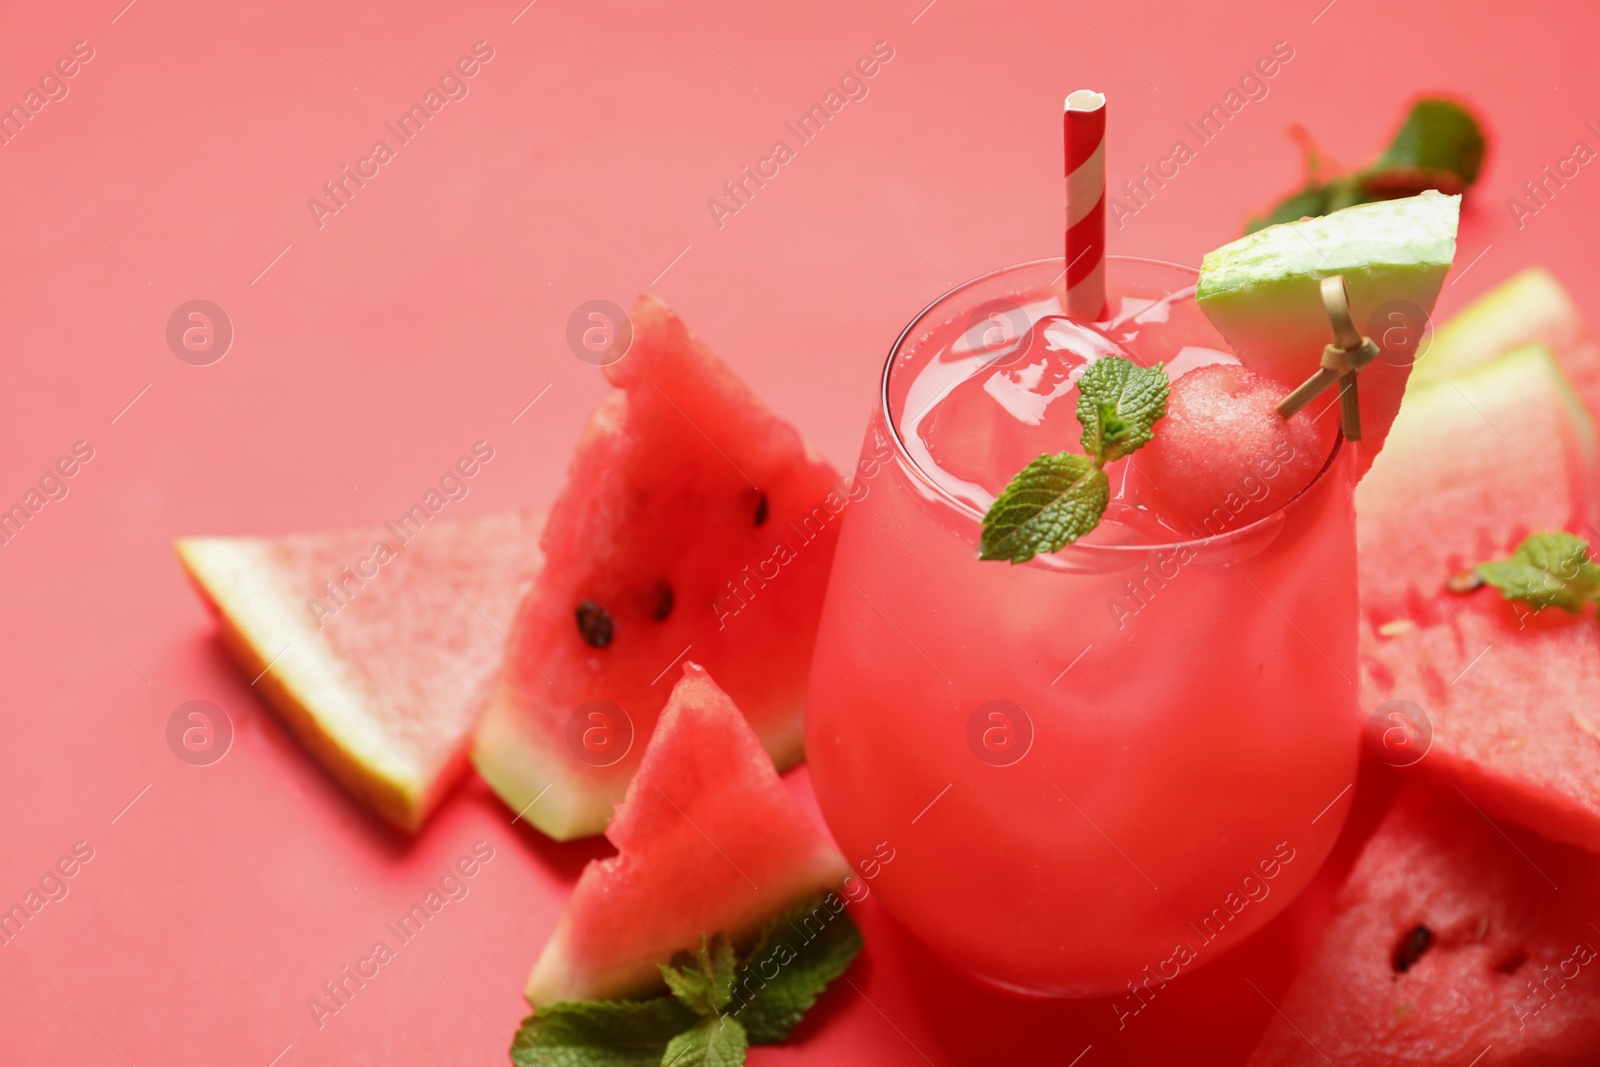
980 453 1109 563
981 357 1168 561
1475 531 1600 614
1246 98 1486 233
660 1017 747 1067
1365 99 1486 195
727 896 863 1044
510 999 698 1067
514 905 862 1066
1076 357 1170 462
661 935 737 1016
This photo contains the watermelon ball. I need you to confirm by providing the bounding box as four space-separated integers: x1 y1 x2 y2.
1139 364 1337 534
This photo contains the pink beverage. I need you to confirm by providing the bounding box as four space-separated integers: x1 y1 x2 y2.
806 257 1360 997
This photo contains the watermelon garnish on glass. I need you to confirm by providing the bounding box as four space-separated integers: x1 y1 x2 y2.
178 510 546 831
1246 783 1600 1066
1197 191 1460 476
524 662 850 1005
1358 344 1600 851
473 296 843 840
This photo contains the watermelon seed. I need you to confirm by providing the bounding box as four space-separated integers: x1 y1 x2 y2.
1494 949 1529 975
1446 569 1485 594
754 491 769 527
1392 924 1433 973
652 582 675 622
575 601 614 648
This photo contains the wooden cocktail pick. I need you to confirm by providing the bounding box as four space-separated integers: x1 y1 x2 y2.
1275 274 1381 440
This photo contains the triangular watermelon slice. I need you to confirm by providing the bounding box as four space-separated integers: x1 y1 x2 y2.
178 510 544 831
473 295 842 840
1416 266 1600 418
1198 191 1460 476
1358 344 1600 852
524 663 849 1004
1246 784 1600 1066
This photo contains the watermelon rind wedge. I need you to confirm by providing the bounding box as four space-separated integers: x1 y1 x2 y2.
1197 190 1460 475
524 663 849 1006
1358 344 1600 852
473 295 841 841
1246 784 1600 1065
178 510 545 831
1413 265 1600 417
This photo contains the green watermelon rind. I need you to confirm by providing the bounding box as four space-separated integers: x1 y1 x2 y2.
1414 265 1596 388
1382 342 1593 492
1400 342 1596 462
1194 192 1460 477
1197 191 1460 302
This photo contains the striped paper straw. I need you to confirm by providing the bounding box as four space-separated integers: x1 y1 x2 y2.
1064 90 1107 321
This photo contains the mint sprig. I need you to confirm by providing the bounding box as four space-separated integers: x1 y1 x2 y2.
1473 531 1600 615
510 999 699 1066
730 895 863 1042
980 356 1168 563
1246 98 1486 234
1077 354 1169 462
510 898 862 1067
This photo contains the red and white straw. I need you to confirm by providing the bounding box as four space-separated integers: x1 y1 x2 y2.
1064 90 1107 321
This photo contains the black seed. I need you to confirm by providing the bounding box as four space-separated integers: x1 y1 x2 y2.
575 601 614 648
754 491 769 527
1494 949 1529 975
1392 924 1433 973
652 582 674 622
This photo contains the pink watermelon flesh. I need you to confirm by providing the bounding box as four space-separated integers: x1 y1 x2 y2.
178 510 546 831
1139 364 1336 531
524 662 849 1004
1357 345 1600 852
473 295 842 839
1246 784 1600 1066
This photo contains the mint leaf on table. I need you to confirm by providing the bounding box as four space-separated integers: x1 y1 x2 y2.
980 355 1169 563
510 998 699 1067
1245 98 1486 233
661 1017 748 1067
1076 356 1170 462
510 900 863 1066
661 935 737 1016
728 897 864 1044
1474 531 1600 614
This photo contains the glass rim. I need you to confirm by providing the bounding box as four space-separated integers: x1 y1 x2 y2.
878 254 1346 555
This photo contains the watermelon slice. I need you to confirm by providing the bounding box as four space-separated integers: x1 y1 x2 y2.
178 510 545 831
524 663 849 1004
1358 345 1600 852
473 295 842 840
1416 265 1600 418
1246 784 1600 1066
1198 191 1460 476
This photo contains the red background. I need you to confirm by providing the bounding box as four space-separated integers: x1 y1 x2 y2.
0 0 1592 1063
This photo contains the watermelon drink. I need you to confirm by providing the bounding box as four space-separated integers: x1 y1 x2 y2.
806 256 1361 997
